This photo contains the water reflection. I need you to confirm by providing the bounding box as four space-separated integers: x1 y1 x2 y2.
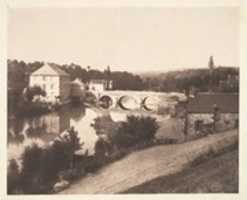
8 95 178 160
70 109 102 155
8 104 93 159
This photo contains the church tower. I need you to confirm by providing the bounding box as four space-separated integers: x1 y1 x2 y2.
209 55 215 71
208 56 215 92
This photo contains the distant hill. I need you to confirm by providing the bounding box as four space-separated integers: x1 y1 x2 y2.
138 66 239 93
7 59 239 94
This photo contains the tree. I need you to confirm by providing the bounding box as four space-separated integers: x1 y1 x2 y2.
7 159 20 194
23 86 46 102
20 143 44 193
104 66 111 90
17 127 82 194
113 115 159 148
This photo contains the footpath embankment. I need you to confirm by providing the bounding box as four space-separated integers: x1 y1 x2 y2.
59 129 238 194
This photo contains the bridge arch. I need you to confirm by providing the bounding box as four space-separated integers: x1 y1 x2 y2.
98 95 114 109
142 96 159 111
117 95 140 110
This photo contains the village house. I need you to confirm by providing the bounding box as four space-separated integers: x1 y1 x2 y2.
29 63 71 103
185 93 239 136
88 79 113 93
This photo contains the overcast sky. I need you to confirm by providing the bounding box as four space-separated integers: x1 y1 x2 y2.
8 7 239 72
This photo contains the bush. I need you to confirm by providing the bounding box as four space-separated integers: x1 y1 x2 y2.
19 143 44 194
23 86 46 102
83 91 97 105
113 115 159 149
7 159 21 194
12 127 83 194
39 127 82 183
92 115 120 139
15 100 50 117
9 86 49 117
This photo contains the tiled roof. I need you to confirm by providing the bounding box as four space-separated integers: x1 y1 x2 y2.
90 79 107 84
50 65 69 76
187 93 239 113
31 63 70 77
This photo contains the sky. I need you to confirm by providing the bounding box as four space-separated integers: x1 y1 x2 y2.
8 7 239 72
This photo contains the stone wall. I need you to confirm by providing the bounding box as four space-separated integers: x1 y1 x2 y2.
187 113 238 136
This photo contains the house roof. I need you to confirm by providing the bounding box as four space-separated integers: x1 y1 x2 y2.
90 79 107 84
187 93 239 113
31 63 70 77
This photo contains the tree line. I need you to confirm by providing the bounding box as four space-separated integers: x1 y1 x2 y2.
8 59 239 95
142 67 239 93
7 59 145 93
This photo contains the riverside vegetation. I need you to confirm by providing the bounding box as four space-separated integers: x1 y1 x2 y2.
8 115 159 194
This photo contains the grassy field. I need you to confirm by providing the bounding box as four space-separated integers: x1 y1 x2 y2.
123 148 238 193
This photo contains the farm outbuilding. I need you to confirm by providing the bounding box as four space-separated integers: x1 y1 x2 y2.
185 93 239 136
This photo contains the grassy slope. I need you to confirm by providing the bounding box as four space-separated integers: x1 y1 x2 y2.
123 148 238 193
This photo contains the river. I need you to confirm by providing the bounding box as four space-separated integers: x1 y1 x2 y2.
7 104 153 161
7 95 179 161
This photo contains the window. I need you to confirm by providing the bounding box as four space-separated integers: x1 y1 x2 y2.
195 120 203 132
43 76 46 81
50 84 54 89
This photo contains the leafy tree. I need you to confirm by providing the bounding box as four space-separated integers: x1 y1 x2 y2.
23 86 46 102
20 144 44 193
7 159 20 194
16 127 82 194
113 115 159 148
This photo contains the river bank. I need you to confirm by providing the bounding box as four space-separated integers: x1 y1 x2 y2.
123 147 238 193
59 128 238 194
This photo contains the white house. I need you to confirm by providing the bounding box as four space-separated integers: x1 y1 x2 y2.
88 79 113 93
29 63 71 103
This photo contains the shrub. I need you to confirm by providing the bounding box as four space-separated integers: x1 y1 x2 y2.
23 86 46 102
113 115 159 149
7 159 21 194
14 127 83 194
15 100 50 117
83 91 97 105
39 127 82 183
19 143 44 194
92 115 120 140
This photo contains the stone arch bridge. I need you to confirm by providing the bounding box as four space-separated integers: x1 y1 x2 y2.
90 90 185 111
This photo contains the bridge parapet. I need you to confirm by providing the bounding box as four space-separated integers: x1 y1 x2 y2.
97 90 172 111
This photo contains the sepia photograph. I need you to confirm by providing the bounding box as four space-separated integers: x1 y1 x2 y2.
5 1 240 196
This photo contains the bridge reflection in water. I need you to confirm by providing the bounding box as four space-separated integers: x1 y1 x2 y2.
8 91 186 160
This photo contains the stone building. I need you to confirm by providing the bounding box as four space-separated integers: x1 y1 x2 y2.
29 63 71 103
88 79 113 93
185 93 239 136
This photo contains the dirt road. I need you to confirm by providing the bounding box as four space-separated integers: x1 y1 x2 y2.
124 148 238 193
59 129 238 194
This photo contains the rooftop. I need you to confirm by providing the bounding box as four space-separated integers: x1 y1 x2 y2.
89 79 108 84
31 63 70 77
187 92 239 113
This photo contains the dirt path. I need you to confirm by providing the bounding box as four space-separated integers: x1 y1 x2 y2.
124 149 238 193
59 129 238 194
